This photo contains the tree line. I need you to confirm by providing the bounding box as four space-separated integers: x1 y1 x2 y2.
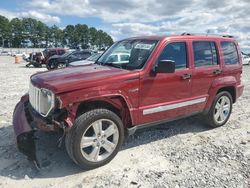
0 15 113 49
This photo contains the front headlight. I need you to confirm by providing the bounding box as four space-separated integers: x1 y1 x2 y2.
41 88 53 102
29 82 55 117
39 88 55 116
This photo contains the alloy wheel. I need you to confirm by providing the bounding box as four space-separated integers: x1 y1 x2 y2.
80 119 119 162
213 95 231 124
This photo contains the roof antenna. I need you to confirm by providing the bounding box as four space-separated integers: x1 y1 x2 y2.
206 29 210 36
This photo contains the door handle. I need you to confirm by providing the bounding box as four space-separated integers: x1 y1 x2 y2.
181 73 192 80
213 69 222 75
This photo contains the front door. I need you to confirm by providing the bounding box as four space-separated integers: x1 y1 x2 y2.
138 41 192 125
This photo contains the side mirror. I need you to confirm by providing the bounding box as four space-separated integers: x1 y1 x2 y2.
153 60 175 74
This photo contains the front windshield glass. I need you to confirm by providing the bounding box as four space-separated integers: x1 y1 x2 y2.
87 53 102 61
96 39 158 70
61 51 72 57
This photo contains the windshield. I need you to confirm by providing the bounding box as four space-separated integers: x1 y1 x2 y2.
96 39 158 70
87 53 102 61
61 51 72 57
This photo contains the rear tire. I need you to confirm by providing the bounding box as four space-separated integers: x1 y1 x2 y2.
205 91 233 127
65 109 124 169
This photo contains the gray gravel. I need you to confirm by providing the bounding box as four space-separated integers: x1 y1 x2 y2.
0 56 249 188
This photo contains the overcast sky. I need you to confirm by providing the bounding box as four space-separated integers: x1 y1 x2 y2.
0 0 249 52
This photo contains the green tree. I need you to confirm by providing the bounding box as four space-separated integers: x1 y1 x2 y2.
22 18 47 47
74 24 89 48
89 27 98 46
49 25 63 47
0 14 113 48
36 21 49 47
0 15 10 47
63 25 75 47
9 18 24 47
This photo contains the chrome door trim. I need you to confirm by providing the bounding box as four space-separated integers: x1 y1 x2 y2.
143 97 206 115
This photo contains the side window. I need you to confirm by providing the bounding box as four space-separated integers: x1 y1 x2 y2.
159 42 187 69
221 42 238 65
107 55 118 62
73 52 80 57
193 41 218 67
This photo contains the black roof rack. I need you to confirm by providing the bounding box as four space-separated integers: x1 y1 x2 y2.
222 35 234 38
181 32 192 36
180 32 234 38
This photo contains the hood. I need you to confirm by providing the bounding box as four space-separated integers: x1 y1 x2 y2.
69 60 94 66
31 64 135 94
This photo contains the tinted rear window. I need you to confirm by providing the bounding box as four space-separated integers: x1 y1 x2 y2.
221 42 238 65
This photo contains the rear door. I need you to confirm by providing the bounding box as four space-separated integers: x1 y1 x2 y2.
190 40 222 112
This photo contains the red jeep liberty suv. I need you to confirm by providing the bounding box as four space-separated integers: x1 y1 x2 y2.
13 34 244 169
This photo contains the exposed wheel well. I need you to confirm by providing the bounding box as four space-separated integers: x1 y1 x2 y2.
217 86 236 103
76 97 132 128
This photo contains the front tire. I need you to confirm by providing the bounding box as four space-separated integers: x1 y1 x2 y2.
56 62 66 69
205 91 233 127
46 61 55 70
65 109 124 169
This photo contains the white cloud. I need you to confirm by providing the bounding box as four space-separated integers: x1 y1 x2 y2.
28 0 191 23
20 11 60 24
0 9 17 19
0 9 60 24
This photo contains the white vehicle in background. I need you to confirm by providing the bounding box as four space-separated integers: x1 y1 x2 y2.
0 51 11 56
242 55 250 65
11 52 26 57
106 52 130 64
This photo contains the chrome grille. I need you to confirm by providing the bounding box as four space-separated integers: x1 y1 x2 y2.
29 82 54 117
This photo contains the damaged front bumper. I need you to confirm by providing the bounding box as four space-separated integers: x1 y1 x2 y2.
13 95 63 168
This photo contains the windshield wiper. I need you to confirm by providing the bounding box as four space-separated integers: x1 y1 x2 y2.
100 62 123 69
95 61 102 65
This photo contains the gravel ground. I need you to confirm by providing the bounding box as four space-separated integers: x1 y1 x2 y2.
0 56 249 188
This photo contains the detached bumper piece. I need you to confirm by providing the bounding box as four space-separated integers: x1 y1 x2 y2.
13 95 42 169
13 95 67 169
17 131 40 169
